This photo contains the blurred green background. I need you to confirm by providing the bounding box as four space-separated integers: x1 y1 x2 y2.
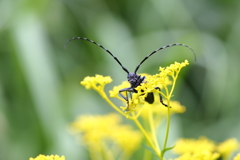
1 0 240 159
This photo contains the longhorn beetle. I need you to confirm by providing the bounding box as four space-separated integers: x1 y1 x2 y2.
65 37 196 107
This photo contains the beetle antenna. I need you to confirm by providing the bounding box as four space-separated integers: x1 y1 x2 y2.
134 43 196 73
65 37 129 74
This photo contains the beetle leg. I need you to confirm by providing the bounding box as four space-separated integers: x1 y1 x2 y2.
119 87 134 106
155 87 170 107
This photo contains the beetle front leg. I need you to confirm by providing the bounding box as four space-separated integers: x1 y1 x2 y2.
119 87 136 107
119 87 131 106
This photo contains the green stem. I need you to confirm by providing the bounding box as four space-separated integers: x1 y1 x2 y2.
88 144 102 160
148 105 161 152
143 149 152 160
169 70 180 97
162 71 180 157
118 151 131 160
101 141 115 160
99 90 128 118
131 114 162 159
163 100 171 151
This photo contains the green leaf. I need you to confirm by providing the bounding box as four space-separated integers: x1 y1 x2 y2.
161 145 175 157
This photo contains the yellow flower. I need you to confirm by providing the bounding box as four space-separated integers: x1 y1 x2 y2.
159 60 189 78
69 113 142 154
174 151 220 160
134 60 189 106
29 155 65 160
134 74 170 98
80 60 189 114
110 125 142 153
217 138 239 159
80 74 112 91
174 137 240 160
234 153 240 160
109 81 130 100
140 100 186 120
174 137 216 154
169 101 186 113
78 60 191 159
69 113 121 143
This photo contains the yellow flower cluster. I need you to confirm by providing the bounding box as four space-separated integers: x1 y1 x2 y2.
78 60 192 159
133 60 189 111
29 155 65 160
218 138 239 159
69 113 142 158
159 60 189 78
234 153 240 160
29 60 240 160
140 100 186 120
108 72 177 112
109 81 130 100
81 74 112 91
173 137 239 160
174 137 216 154
80 60 189 113
174 151 220 160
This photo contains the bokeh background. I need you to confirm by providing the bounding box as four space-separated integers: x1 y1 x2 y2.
1 0 240 159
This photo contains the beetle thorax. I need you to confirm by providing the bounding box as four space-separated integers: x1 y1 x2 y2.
127 73 145 88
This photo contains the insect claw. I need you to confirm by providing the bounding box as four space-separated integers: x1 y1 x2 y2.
163 103 171 108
